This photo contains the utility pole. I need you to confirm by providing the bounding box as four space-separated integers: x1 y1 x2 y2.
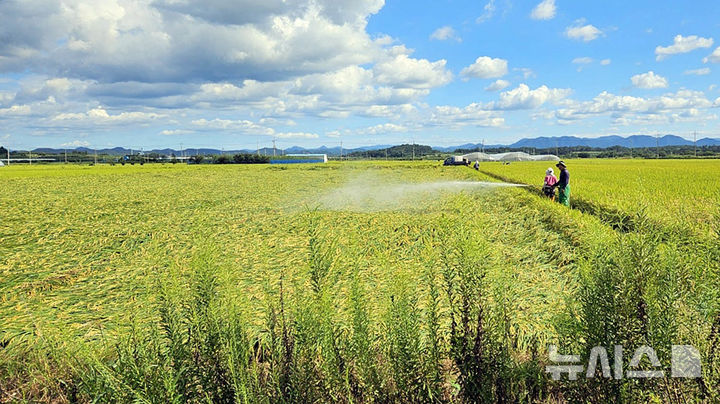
256 140 260 156
94 148 97 165
6 147 9 166
272 139 277 157
694 131 697 158
29 149 32 165
412 138 415 161
64 149 68 164
339 141 343 161
656 133 660 159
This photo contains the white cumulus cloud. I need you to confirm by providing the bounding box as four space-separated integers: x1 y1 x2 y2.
572 57 593 64
531 0 556 20
460 56 508 79
191 118 275 135
492 84 571 110
703 47 720 63
0 0 419 91
374 54 453 89
485 79 510 92
188 118 318 139
476 0 496 23
430 26 461 42
553 89 717 126
631 71 669 89
0 104 32 116
427 104 504 128
160 129 194 136
52 107 164 123
61 140 90 147
565 21 603 42
357 123 408 135
275 132 319 139
656 35 714 61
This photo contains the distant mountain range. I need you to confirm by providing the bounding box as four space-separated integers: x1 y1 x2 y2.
440 135 720 151
28 135 720 156
508 135 720 149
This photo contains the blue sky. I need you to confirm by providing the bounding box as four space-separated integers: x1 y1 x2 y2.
1 0 719 150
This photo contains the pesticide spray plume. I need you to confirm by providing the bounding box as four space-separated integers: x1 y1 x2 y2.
318 175 526 212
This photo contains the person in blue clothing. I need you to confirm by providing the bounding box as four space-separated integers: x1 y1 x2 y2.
552 160 570 206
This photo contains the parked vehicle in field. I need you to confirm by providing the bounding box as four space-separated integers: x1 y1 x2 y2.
443 156 469 166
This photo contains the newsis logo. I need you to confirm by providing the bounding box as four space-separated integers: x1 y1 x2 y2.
546 345 702 380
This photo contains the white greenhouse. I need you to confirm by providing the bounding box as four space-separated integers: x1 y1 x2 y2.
460 151 560 162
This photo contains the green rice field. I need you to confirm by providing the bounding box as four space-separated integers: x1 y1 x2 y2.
1 160 718 402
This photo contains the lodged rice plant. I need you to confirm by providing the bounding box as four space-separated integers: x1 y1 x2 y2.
0 160 717 402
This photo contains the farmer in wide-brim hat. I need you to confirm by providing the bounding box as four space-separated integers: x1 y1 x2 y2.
553 160 570 206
